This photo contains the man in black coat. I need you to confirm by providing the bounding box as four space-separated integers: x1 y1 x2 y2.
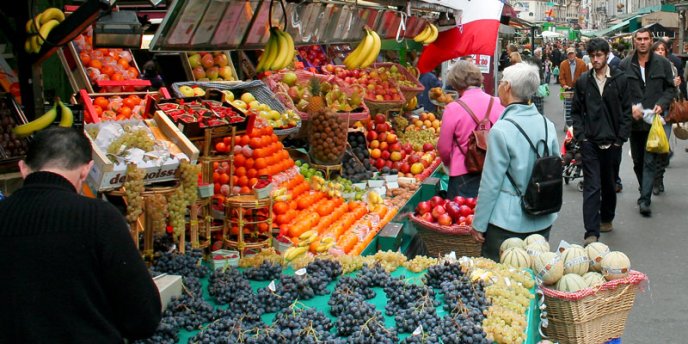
618 28 676 217
571 38 631 245
0 127 162 343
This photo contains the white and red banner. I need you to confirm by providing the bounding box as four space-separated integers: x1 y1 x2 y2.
418 0 504 73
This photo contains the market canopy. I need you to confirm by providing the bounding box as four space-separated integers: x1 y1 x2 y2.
594 15 640 37
541 31 563 38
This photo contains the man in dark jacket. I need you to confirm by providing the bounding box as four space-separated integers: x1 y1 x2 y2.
0 127 162 343
618 28 676 217
571 38 631 245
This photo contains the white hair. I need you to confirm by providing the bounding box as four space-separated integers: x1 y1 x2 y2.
534 48 542 56
502 62 540 100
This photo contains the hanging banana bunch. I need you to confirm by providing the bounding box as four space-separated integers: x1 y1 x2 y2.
24 7 66 54
413 22 439 45
343 26 381 70
13 97 74 137
256 26 295 73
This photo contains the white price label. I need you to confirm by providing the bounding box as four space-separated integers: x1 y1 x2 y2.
268 280 276 292
295 268 307 276
413 325 423 335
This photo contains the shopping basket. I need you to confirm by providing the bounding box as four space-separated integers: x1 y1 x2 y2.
562 90 574 130
541 270 647 344
409 214 482 258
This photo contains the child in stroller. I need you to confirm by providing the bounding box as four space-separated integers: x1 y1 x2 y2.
561 127 583 191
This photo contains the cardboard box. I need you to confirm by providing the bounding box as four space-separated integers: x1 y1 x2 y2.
378 222 404 252
85 112 199 192
153 274 182 311
209 249 240 270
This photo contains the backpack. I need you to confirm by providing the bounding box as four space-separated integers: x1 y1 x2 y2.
456 97 494 173
504 115 563 216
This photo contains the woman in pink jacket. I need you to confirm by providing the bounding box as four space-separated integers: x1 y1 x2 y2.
437 60 505 198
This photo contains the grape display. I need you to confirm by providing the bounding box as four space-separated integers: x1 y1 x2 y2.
162 293 223 331
132 317 179 344
107 128 155 155
207 268 252 304
403 256 439 273
422 262 465 289
151 246 209 278
440 278 489 322
383 277 438 316
147 193 168 235
335 299 379 337
242 260 282 281
123 164 145 223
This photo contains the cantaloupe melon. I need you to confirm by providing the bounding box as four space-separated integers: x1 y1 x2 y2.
500 237 526 256
561 246 589 275
533 252 564 285
556 273 587 292
601 251 631 281
500 247 531 269
586 242 610 272
524 233 549 250
582 271 606 288
526 242 547 266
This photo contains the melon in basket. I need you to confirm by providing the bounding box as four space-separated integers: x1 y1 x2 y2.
556 273 588 292
524 233 549 249
500 247 531 269
586 242 610 272
561 246 589 275
601 251 631 281
526 242 548 260
500 237 526 256
582 271 606 288
533 251 564 285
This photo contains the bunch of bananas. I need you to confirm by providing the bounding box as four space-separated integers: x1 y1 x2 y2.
284 246 308 261
343 27 381 70
24 7 66 54
13 97 73 137
256 27 295 72
413 23 439 45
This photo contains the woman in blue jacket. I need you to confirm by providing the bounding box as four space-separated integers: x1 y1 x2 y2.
471 62 560 261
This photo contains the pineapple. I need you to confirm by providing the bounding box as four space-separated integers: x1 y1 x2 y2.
306 77 325 113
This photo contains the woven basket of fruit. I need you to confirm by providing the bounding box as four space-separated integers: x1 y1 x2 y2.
540 271 647 344
171 80 286 114
409 213 481 258
265 70 369 121
372 63 424 103
321 65 406 115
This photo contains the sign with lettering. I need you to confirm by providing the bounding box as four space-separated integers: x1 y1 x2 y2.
87 164 180 192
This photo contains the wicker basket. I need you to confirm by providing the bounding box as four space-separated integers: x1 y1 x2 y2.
541 270 648 344
372 62 424 102
170 80 286 114
409 214 482 258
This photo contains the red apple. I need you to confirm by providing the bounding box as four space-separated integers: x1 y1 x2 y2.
429 196 444 207
384 160 393 168
408 154 421 164
375 158 386 170
381 150 391 160
423 143 435 152
421 159 430 168
389 143 401 152
399 162 411 174
421 212 435 223
465 214 474 225
402 143 414 154
370 140 380 149
453 196 467 206
437 213 453 226
376 123 389 132
201 53 215 69
466 197 477 208
366 130 378 141
370 148 381 159
459 205 474 217
416 201 432 215
431 205 447 219
391 161 401 170
367 121 376 131
374 113 386 124
445 202 462 221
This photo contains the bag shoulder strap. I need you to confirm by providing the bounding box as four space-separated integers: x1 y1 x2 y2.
456 99 481 125
503 114 551 196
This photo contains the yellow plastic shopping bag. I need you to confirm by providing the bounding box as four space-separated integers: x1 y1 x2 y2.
646 114 670 153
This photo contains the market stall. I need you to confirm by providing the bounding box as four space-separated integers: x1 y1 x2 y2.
0 0 648 343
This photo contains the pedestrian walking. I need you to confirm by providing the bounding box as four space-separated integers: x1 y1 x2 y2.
558 47 588 90
570 38 632 245
437 61 504 198
619 27 676 217
471 63 559 260
544 57 553 84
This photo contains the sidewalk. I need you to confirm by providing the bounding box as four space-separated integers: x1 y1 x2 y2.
541 83 688 343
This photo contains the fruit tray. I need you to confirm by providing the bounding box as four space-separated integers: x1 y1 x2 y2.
78 88 172 124
182 51 239 82
265 70 370 121
156 96 252 138
170 80 286 114
296 45 331 71
372 62 424 102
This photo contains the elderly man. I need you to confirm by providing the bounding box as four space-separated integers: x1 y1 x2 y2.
559 47 588 90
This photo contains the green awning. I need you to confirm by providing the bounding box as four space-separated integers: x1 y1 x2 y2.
594 15 640 37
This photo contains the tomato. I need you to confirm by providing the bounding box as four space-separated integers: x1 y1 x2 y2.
215 142 227 153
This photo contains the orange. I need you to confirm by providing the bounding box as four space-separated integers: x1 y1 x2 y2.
247 169 257 179
79 52 91 66
273 201 289 215
244 158 254 169
126 67 139 78
234 154 246 167
220 173 230 184
122 97 137 108
118 58 130 69
232 175 239 185
89 59 103 70
238 176 249 187
240 186 251 194
240 135 250 146
250 137 261 149
94 96 109 108
212 172 220 182
101 65 115 77
248 177 258 187
254 158 267 170
117 106 132 119
111 72 124 81
235 167 246 177
213 161 220 169
92 105 103 116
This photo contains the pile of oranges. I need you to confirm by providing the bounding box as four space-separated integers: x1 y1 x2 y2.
73 27 141 91
91 94 145 121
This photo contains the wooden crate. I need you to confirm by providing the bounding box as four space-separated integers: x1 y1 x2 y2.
85 111 199 192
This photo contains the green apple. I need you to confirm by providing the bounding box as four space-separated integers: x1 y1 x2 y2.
248 100 261 110
221 90 235 101
269 110 281 121
179 85 195 97
240 92 256 103
233 100 247 110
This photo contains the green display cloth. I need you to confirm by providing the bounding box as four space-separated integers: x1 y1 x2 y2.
175 266 540 343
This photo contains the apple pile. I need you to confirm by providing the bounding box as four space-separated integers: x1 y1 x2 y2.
277 72 364 113
323 65 404 102
187 51 236 81
367 113 403 174
297 45 329 67
415 195 476 226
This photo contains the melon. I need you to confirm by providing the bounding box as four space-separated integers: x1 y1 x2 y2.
533 252 564 285
500 247 531 269
556 273 588 292
525 242 548 266
524 233 549 249
582 271 606 288
601 251 631 281
500 237 526 256
561 246 589 275
586 242 610 272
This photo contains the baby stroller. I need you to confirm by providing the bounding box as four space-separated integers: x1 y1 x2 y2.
561 127 584 192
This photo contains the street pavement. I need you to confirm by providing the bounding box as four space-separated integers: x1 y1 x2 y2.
540 82 688 343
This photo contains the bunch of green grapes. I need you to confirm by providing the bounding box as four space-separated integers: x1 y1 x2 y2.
372 250 407 272
399 129 438 149
239 248 283 268
392 115 409 133
483 304 528 344
146 193 168 235
402 255 439 273
166 187 187 238
123 164 145 223
107 129 155 155
337 254 364 274
179 160 201 205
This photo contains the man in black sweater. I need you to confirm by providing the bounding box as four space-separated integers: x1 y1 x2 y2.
0 127 161 343
571 38 631 245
